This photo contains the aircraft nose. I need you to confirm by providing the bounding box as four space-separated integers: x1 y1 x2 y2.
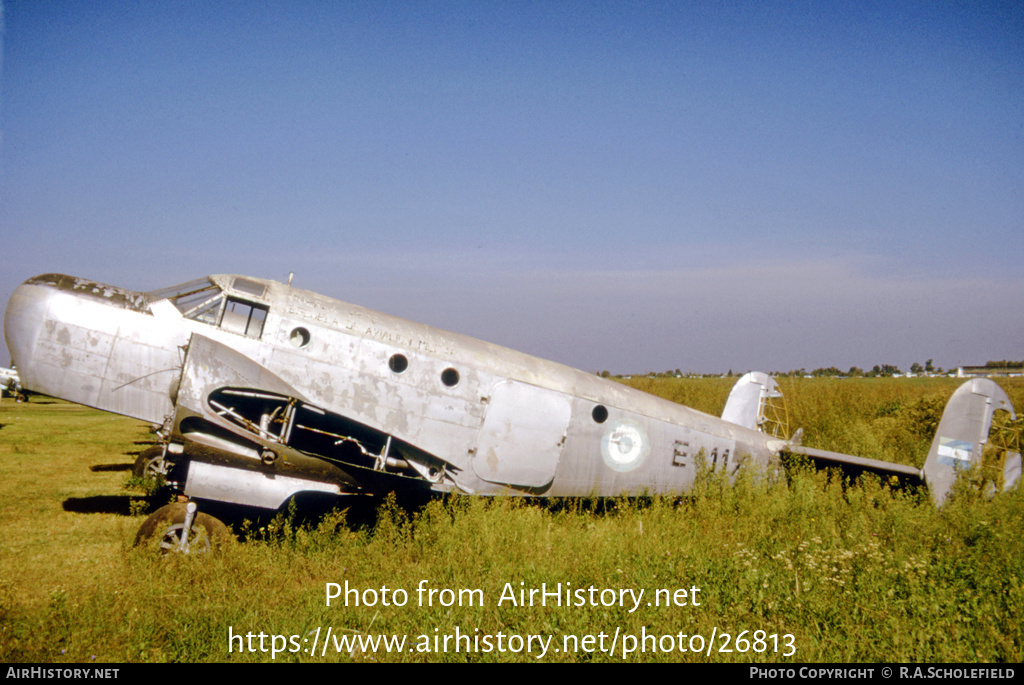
4 273 180 421
4 279 52 384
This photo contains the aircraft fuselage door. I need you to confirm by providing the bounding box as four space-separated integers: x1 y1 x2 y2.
472 380 572 488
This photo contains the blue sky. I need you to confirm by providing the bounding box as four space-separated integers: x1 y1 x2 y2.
1 1 1021 374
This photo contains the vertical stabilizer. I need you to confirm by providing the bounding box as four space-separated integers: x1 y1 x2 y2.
923 379 1019 506
722 372 788 438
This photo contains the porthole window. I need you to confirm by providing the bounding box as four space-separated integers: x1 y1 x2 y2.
592 405 609 423
289 327 310 348
389 354 409 373
441 367 460 387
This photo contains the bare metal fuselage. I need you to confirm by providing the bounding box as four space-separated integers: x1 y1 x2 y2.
5 274 781 508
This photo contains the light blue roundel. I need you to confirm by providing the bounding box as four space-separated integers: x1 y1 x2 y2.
601 419 650 472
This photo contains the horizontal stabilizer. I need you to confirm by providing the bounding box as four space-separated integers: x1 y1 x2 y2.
785 445 923 481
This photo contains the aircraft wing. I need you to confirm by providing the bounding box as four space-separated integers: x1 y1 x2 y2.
171 334 454 508
171 334 365 507
176 333 310 410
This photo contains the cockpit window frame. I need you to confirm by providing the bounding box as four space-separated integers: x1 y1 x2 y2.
145 278 219 305
183 294 225 325
220 297 269 338
233 278 267 298
146 276 269 339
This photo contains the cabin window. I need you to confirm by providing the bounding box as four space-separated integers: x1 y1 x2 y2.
290 327 311 348
220 298 268 338
441 368 460 387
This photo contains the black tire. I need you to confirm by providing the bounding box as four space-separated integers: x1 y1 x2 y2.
134 502 231 554
132 445 167 480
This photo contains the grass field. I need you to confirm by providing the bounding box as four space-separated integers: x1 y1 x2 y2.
0 378 1021 663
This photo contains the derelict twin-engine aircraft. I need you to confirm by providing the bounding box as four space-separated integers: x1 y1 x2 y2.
4 273 1021 552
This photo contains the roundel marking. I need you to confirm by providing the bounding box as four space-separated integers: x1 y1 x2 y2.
601 418 650 472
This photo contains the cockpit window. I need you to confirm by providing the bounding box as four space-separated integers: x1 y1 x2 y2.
147 278 223 322
221 298 268 338
233 278 267 298
145 276 217 303
146 278 267 338
184 295 225 325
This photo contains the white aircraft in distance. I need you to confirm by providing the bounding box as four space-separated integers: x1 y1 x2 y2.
0 365 25 401
4 273 1020 553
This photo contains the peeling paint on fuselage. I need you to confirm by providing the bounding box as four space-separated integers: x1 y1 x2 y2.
26 273 150 312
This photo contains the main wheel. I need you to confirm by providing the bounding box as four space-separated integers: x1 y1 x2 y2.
132 445 168 480
134 502 231 555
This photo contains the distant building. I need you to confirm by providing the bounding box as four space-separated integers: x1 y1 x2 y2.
957 366 1023 378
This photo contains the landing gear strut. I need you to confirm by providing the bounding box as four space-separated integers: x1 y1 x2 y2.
134 501 230 555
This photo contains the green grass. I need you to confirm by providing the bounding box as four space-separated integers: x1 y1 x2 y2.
1 379 1021 662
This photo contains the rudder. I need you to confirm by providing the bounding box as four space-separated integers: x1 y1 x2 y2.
722 372 789 438
923 378 1020 506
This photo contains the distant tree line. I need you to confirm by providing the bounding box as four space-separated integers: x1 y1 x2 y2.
775 364 914 378
597 360 1024 379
